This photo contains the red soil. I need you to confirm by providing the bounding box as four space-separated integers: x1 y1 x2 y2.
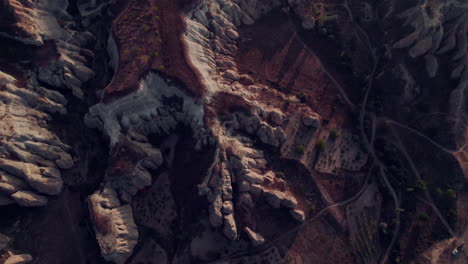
235 10 339 120
103 0 205 103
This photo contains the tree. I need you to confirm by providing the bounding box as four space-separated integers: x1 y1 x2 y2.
418 212 429 221
295 145 305 155
315 139 326 151
330 129 340 140
414 180 427 192
275 171 285 179
446 189 456 199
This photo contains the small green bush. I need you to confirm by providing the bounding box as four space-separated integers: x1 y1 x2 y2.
330 129 340 140
142 24 150 32
275 171 286 179
415 180 427 192
295 145 305 155
446 188 456 199
315 139 326 151
418 212 429 221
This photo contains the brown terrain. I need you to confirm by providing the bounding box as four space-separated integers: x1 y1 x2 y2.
103 0 204 102
0 0 466 264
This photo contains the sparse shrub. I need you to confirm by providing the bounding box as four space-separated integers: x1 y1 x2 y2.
446 188 456 199
158 64 165 71
315 139 326 151
448 209 457 217
142 24 150 32
276 171 286 179
139 55 150 64
414 180 427 192
308 203 316 212
131 47 141 54
330 129 340 140
152 51 159 57
418 212 429 221
295 145 305 155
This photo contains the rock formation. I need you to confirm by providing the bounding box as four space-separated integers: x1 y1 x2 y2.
0 0 466 263
89 188 138 264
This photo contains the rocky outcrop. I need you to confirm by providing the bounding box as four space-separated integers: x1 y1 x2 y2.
0 70 71 206
244 227 265 246
4 254 33 264
392 1 468 146
290 209 305 222
85 72 215 257
184 0 282 94
89 188 138 264
0 0 96 209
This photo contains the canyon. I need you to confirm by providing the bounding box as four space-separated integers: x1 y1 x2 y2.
0 0 467 264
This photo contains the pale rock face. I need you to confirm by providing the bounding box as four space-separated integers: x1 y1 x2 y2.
85 73 208 148
290 209 305 222
0 159 63 196
184 0 281 95
282 195 298 209
256 124 286 146
269 110 284 126
223 213 238 240
302 115 320 127
11 191 48 207
244 227 265 246
4 254 33 264
244 171 264 184
89 188 139 264
223 69 239 81
0 0 95 210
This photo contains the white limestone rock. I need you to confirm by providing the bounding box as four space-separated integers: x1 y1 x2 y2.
223 214 237 240
269 110 284 126
4 254 33 264
302 115 319 127
244 171 264 184
11 191 48 207
89 188 138 264
256 124 285 146
290 209 305 222
244 227 265 246
223 69 239 81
